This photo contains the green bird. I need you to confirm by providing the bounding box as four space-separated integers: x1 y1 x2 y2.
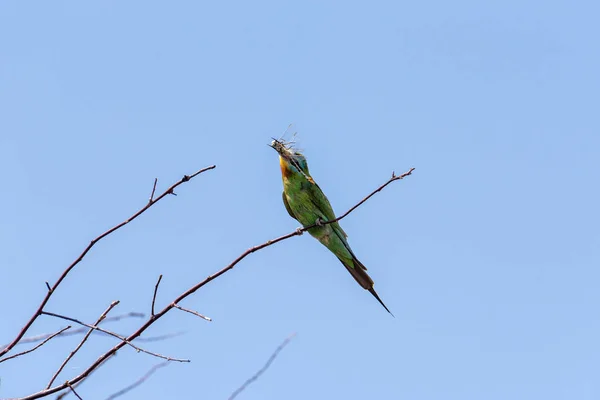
270 137 392 315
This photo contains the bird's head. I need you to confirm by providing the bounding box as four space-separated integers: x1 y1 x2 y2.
269 138 312 180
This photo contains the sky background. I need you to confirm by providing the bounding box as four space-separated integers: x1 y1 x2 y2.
1 1 599 399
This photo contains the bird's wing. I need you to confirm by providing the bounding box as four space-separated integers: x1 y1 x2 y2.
303 178 367 271
303 180 348 239
282 191 298 221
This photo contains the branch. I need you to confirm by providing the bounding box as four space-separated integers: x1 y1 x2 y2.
228 333 296 400
4 313 145 348
4 326 182 350
41 311 189 363
148 178 158 203
0 326 71 363
66 383 83 400
151 275 163 317
47 302 120 388
172 303 212 322
104 361 169 400
18 167 413 400
0 165 216 359
331 168 415 223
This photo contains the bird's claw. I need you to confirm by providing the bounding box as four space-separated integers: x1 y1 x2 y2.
295 227 304 235
315 218 324 226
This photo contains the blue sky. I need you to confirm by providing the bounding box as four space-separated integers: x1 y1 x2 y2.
1 1 599 399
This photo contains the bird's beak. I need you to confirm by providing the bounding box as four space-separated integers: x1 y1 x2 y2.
269 138 286 157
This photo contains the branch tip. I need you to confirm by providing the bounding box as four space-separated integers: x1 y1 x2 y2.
149 178 158 203
172 304 212 322
0 325 71 364
151 275 163 317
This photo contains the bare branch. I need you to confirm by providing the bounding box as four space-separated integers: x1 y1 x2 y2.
41 311 189 363
228 333 297 400
4 313 145 349
172 303 212 322
47 302 120 388
5 326 181 349
0 326 71 363
18 168 412 400
0 165 216 359
151 275 163 317
104 361 169 400
149 178 158 203
332 167 415 223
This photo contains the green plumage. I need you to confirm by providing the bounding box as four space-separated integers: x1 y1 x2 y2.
271 139 392 314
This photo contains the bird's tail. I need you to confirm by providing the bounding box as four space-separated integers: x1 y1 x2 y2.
368 287 394 316
338 256 394 316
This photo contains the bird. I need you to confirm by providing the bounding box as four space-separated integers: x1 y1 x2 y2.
270 136 392 315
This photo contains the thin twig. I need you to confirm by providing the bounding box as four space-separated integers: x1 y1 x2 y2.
172 303 212 322
149 178 158 203
0 326 71 363
41 311 189 363
332 168 415 223
19 168 413 400
5 313 145 348
66 383 83 400
228 333 297 400
151 275 163 317
6 326 181 348
47 302 120 389
0 165 216 359
104 361 169 400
